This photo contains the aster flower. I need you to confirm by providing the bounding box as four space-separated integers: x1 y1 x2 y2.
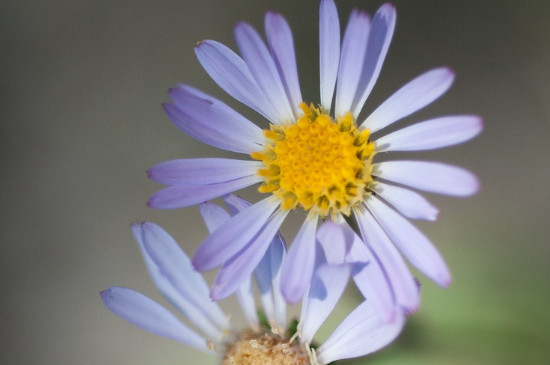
149 0 482 306
101 215 405 364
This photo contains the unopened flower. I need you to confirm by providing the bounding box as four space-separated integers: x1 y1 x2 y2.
149 0 482 305
101 217 405 364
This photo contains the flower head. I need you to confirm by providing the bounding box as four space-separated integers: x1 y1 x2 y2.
101 215 405 364
149 0 482 306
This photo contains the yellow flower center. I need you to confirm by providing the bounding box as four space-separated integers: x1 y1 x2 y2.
251 103 376 217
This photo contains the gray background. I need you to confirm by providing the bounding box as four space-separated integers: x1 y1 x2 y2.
2 0 549 364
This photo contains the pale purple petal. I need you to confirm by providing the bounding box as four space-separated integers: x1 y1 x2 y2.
101 287 210 352
192 197 280 271
299 264 350 344
210 210 288 300
316 220 396 322
316 219 369 265
362 67 455 132
148 175 262 209
374 160 480 197
335 10 370 118
373 182 439 221
254 234 287 329
132 224 225 339
354 205 420 312
280 216 319 303
376 115 483 152
265 12 303 117
165 85 264 153
235 277 259 331
319 0 340 111
194 40 278 121
148 158 261 186
199 202 232 234
235 22 294 123
351 3 396 117
316 301 405 363
367 196 451 287
137 222 228 328
222 193 251 215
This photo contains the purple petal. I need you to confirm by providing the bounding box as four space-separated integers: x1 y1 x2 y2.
132 223 225 338
101 287 209 352
373 182 439 221
354 205 420 312
148 158 261 186
254 235 287 329
316 301 405 363
148 175 262 209
235 277 259 330
222 193 252 215
335 10 370 118
194 40 278 122
317 220 396 322
299 264 350 344
137 222 228 328
280 217 319 303
192 197 280 271
319 0 340 110
376 115 483 152
367 196 451 288
199 202 232 234
265 12 303 117
374 160 480 197
363 67 455 132
165 85 264 153
210 210 288 300
351 3 396 117
235 22 294 123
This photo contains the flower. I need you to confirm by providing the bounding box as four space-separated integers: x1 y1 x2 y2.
148 0 482 304
101 217 405 364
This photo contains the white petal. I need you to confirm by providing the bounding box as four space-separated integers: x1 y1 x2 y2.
101 287 210 352
299 264 350 344
316 301 405 363
354 206 420 312
362 67 455 132
376 115 483 152
319 0 340 111
367 196 451 287
372 182 439 221
335 10 370 117
374 160 480 196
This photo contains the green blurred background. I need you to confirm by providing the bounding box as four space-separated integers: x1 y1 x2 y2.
2 0 549 364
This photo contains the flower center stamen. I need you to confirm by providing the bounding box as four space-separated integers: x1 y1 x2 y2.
252 103 376 217
222 331 309 365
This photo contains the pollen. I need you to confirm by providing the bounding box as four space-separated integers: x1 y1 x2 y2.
252 103 376 217
222 331 310 365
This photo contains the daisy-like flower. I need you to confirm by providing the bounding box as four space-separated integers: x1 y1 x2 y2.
149 0 482 305
101 206 405 364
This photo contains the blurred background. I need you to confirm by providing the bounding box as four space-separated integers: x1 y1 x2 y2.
2 0 549 364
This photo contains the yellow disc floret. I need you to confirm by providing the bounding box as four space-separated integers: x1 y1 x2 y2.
251 103 376 217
